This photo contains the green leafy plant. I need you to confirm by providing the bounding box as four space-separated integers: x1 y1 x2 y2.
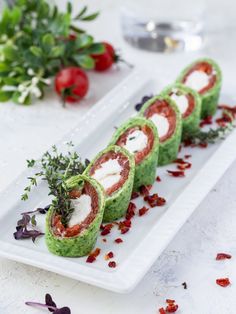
0 0 104 105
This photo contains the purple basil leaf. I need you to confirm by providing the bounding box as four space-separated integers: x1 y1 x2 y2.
135 94 153 111
45 293 57 312
53 307 71 314
17 214 30 227
31 215 37 226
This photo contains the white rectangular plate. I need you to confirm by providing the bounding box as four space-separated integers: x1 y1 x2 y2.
0 69 236 293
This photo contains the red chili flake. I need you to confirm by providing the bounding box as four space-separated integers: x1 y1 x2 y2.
91 248 101 258
118 220 131 235
177 163 191 170
100 223 114 236
126 202 136 220
167 170 185 177
166 304 178 313
199 142 208 148
140 184 152 196
166 300 175 305
131 191 139 200
102 238 107 243
156 176 161 182
218 104 236 118
108 261 117 268
184 154 191 159
144 193 166 207
216 112 233 127
159 308 166 314
216 253 232 260
178 144 182 152
139 206 149 216
86 255 96 263
105 251 114 260
200 115 212 127
216 278 231 287
183 138 196 147
120 226 130 234
114 238 123 244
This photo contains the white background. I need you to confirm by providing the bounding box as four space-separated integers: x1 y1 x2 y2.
1 0 236 313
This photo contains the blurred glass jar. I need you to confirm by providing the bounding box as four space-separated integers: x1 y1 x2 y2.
120 0 206 53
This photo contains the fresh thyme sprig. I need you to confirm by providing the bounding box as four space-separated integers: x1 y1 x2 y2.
22 142 86 226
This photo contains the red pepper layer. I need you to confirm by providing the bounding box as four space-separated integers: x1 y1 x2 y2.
52 181 99 238
116 125 154 164
143 99 176 143
182 61 217 94
89 150 130 196
169 90 195 119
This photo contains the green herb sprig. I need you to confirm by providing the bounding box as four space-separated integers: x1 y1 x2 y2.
0 0 104 105
22 142 86 226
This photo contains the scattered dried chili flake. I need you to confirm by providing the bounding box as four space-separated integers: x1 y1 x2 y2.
216 112 233 127
114 238 123 244
166 300 175 305
102 238 107 243
105 251 114 260
199 142 208 148
166 304 178 313
159 308 166 314
144 193 166 207
100 223 114 236
182 282 187 289
177 163 191 170
184 154 191 159
139 206 149 216
120 226 130 234
86 255 96 263
108 261 117 268
218 104 236 118
126 202 136 220
131 191 139 200
216 253 232 260
140 184 152 196
216 278 231 287
156 176 161 182
200 115 213 128
167 170 185 177
183 138 196 148
178 145 182 152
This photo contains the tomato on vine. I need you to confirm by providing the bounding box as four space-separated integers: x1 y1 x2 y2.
55 67 89 105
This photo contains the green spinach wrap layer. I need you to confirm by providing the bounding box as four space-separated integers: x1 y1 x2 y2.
110 117 159 191
176 58 222 118
140 95 182 166
45 175 105 257
84 145 135 222
161 83 201 139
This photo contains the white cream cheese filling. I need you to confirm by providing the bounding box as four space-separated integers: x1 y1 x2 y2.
170 92 189 115
150 114 169 138
184 70 210 92
124 129 148 154
92 158 122 191
68 194 92 227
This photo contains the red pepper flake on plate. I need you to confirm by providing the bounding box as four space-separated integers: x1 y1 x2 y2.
218 104 236 118
86 248 101 263
105 251 114 260
216 253 232 260
200 115 212 128
144 193 166 207
140 184 152 196
174 158 192 170
138 206 149 216
216 278 231 287
126 202 136 220
167 170 185 177
166 304 178 313
156 176 161 182
114 238 123 244
215 112 233 127
199 142 208 148
100 223 114 236
159 308 166 314
102 238 107 243
184 154 191 159
108 261 117 268
131 191 139 200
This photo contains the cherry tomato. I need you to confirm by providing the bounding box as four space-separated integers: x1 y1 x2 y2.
92 42 116 72
55 67 89 103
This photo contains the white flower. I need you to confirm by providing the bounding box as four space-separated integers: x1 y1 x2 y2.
42 78 51 85
32 77 39 85
27 68 35 76
31 86 42 98
18 84 26 92
18 91 29 104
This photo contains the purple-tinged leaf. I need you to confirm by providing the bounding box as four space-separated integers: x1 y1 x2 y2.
54 307 71 314
45 293 57 312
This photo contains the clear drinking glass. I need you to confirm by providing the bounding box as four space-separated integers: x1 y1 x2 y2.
120 0 206 53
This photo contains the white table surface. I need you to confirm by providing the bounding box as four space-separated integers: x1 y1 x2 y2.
1 1 236 313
